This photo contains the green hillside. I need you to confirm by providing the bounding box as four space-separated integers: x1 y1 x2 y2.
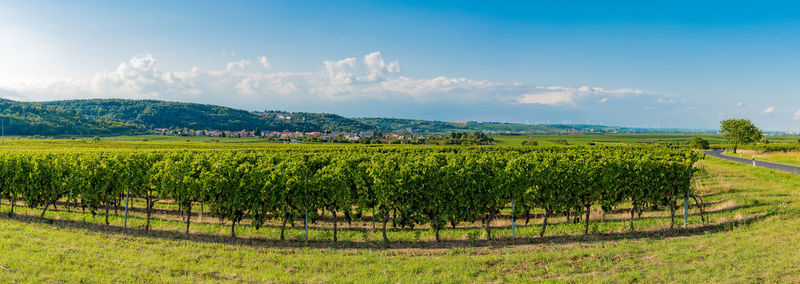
0 99 141 136
41 99 265 131
39 99 376 133
0 98 708 136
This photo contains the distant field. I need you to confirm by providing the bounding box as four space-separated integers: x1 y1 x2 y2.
492 133 800 146
1 157 799 282
3 133 799 150
3 133 800 149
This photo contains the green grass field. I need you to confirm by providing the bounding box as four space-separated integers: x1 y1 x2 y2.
724 150 800 168
1 156 799 282
8 132 800 148
493 133 800 146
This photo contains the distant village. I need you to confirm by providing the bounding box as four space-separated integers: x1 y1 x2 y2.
151 128 427 142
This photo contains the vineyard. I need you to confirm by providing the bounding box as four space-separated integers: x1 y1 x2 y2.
0 144 703 243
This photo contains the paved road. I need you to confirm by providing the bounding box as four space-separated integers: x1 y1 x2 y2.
706 150 800 175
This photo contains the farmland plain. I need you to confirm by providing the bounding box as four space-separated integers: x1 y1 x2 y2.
0 139 798 282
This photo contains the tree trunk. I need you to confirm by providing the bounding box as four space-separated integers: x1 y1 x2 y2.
331 208 338 243
145 195 153 232
733 143 738 154
485 211 495 240
280 213 290 241
525 210 530 225
9 194 14 216
670 204 676 229
433 215 440 242
40 201 50 218
231 220 236 239
583 203 591 236
105 199 110 225
540 210 549 238
371 207 375 230
630 203 636 231
382 210 390 243
391 209 397 229
185 204 192 236
691 195 707 223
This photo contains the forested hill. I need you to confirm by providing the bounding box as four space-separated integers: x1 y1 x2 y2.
0 98 671 136
0 98 375 136
0 98 141 136
38 99 376 133
41 99 265 131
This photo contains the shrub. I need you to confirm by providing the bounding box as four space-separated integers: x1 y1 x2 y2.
690 137 710 150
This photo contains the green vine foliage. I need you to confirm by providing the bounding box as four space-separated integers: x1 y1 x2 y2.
0 145 702 241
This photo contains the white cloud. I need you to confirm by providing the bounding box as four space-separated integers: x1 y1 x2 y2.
258 56 270 69
90 54 199 99
737 102 744 107
518 91 575 106
319 51 400 87
0 51 682 115
226 60 251 71
515 86 650 106
794 110 800 120
763 106 775 114
656 98 675 104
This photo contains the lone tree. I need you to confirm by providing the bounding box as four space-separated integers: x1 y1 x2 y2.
720 119 762 153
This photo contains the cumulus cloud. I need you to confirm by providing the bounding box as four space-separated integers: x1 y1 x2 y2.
90 54 200 99
515 86 651 106
258 56 270 69
226 60 251 71
318 51 400 89
656 97 675 104
794 110 800 120
737 102 744 107
764 106 775 114
518 90 576 106
0 51 682 116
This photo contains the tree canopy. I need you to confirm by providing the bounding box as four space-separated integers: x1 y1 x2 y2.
720 119 762 153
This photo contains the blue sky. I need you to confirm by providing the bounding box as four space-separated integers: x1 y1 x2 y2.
1 1 799 130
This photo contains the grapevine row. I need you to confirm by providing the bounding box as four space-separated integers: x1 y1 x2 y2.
0 146 702 242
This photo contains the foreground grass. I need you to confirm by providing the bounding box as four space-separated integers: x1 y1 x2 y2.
0 157 799 282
